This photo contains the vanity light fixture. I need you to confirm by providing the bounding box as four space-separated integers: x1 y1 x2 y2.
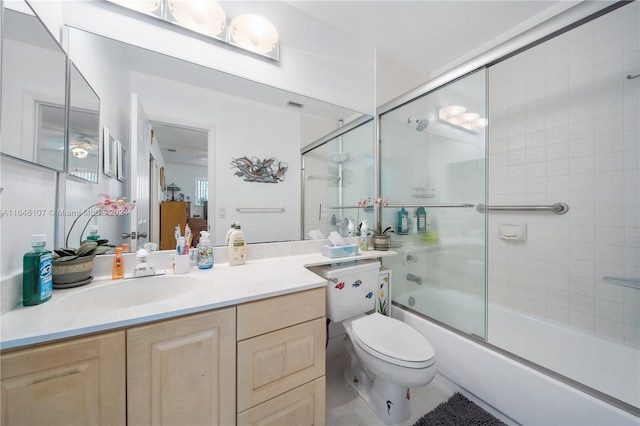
438 106 487 133
229 14 279 56
106 0 280 60
167 0 226 39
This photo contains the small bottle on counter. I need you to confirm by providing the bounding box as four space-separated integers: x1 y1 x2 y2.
112 247 124 279
23 234 53 306
228 223 246 266
197 231 214 270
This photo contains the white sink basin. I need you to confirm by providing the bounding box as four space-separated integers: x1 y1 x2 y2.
54 275 197 313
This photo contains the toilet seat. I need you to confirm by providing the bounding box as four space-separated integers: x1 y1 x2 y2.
349 313 435 369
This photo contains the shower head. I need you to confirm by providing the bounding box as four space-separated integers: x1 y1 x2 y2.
407 117 429 131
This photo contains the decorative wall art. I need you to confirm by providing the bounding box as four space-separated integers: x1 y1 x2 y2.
103 127 117 178
230 156 288 183
116 140 126 182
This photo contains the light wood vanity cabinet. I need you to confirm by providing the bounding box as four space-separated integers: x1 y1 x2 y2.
236 287 326 425
127 307 237 426
0 331 126 425
1 287 326 426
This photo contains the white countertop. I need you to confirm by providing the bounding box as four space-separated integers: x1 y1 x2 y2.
1 250 395 350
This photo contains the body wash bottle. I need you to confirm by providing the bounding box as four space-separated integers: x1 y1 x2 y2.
416 207 427 234
23 234 53 306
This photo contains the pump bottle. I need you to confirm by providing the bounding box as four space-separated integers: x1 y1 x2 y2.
228 223 246 266
197 231 214 269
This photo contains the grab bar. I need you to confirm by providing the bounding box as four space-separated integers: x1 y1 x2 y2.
384 203 475 209
476 202 569 215
235 207 285 213
603 277 640 289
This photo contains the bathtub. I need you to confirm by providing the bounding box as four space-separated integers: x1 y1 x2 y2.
393 288 639 425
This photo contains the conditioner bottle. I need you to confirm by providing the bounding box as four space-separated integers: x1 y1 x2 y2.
23 234 53 306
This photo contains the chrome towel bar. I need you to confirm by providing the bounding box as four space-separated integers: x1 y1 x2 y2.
235 207 285 213
476 202 569 214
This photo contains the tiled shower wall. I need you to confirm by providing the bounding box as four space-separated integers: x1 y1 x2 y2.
487 2 639 345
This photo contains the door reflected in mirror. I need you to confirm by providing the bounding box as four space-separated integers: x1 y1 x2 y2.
1 3 67 171
68 63 100 183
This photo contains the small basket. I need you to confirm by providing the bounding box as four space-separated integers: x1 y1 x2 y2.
53 256 94 285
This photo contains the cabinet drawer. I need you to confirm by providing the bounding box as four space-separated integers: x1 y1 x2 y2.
237 317 325 411
237 287 325 340
237 376 325 426
1 331 125 426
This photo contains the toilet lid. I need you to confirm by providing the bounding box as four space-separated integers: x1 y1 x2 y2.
351 313 435 364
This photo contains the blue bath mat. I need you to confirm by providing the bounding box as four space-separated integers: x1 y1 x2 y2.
412 392 507 426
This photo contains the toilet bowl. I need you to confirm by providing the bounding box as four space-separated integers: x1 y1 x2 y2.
308 260 436 424
342 313 435 423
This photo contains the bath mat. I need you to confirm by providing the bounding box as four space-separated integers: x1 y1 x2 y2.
412 392 507 426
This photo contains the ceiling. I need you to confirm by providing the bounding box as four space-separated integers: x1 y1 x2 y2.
287 0 569 82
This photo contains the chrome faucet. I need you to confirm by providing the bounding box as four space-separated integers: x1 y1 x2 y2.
406 273 423 285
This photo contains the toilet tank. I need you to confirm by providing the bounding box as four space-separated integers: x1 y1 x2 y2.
309 260 381 322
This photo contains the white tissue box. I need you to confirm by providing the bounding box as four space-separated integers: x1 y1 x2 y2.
322 244 359 258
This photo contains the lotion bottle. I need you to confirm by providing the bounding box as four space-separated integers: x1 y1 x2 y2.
228 223 246 266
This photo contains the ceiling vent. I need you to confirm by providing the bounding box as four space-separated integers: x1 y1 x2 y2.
286 101 304 109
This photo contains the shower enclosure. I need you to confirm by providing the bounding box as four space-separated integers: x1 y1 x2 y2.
302 117 375 240
380 1 639 416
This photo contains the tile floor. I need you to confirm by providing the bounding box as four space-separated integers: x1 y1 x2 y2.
325 333 454 426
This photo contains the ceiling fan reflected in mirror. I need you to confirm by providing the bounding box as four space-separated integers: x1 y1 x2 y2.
70 134 97 159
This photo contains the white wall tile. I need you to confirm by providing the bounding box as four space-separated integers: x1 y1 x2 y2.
595 298 624 322
595 317 624 340
569 310 595 332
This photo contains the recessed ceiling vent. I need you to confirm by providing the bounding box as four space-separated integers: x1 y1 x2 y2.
287 101 304 109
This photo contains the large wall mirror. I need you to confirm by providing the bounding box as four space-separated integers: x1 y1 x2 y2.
67 63 100 183
1 1 67 171
63 26 370 249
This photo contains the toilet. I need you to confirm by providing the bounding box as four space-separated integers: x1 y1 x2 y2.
309 260 436 424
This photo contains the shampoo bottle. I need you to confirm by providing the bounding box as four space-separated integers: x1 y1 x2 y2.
397 208 408 235
197 231 214 269
23 234 53 306
228 223 246 266
112 247 124 279
416 207 427 234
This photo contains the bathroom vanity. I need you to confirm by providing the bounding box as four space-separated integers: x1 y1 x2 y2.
0 249 394 425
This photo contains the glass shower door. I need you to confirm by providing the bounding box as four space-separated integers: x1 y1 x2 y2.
379 69 487 337
302 119 374 240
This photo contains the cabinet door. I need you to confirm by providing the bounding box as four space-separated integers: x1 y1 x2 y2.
127 308 236 426
237 377 325 426
0 331 126 426
237 318 325 411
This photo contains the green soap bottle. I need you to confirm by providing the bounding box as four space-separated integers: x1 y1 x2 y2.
23 234 53 306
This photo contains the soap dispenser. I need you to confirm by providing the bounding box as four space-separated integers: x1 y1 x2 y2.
197 231 214 269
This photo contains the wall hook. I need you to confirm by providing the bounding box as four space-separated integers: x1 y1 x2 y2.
627 74 640 80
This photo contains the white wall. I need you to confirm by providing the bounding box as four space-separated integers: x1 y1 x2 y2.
487 2 639 345
27 1 375 115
